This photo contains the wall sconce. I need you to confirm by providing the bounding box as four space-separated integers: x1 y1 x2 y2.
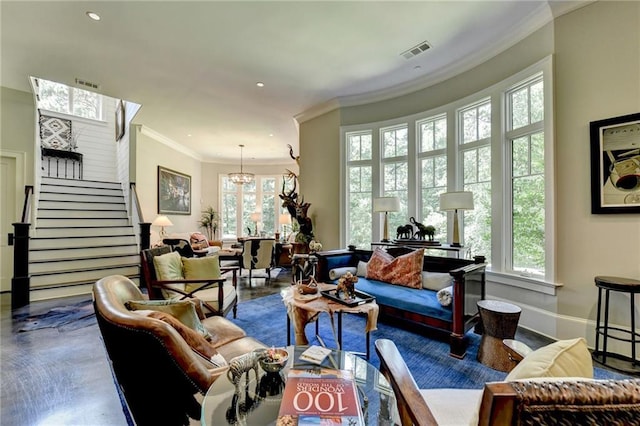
439 191 474 247
373 197 400 242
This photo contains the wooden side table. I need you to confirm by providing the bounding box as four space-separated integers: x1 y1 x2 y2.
477 300 522 372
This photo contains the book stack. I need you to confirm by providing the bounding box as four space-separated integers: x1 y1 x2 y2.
276 369 364 426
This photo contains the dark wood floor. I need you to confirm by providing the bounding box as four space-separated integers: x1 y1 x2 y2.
0 271 292 426
0 268 584 425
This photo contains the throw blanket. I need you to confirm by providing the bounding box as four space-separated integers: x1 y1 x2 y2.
437 286 453 307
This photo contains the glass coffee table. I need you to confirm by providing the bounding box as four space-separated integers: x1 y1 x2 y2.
200 345 396 426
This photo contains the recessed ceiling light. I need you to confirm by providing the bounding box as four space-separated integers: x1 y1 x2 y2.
187 134 192 137
256 82 265 87
269 133 274 137
86 11 101 21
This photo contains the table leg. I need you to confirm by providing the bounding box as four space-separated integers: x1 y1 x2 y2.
287 312 291 346
337 312 343 351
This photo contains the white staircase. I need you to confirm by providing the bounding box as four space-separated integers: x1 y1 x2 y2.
29 177 140 300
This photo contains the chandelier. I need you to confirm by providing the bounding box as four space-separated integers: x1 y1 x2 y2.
228 144 254 185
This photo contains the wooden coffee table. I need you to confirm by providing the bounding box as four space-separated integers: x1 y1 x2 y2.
281 283 379 359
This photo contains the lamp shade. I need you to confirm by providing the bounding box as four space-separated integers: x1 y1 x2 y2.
152 215 173 227
250 212 262 222
373 197 400 213
279 213 292 225
439 191 474 211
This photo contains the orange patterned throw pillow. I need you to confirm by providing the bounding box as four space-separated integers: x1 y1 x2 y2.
366 248 424 289
190 232 208 250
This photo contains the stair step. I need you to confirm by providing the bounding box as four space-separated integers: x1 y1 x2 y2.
39 192 126 203
41 177 122 190
40 185 123 197
29 276 141 302
36 217 130 227
38 200 127 211
35 226 136 238
30 244 139 261
30 255 140 273
31 265 140 288
30 235 137 249
37 209 128 219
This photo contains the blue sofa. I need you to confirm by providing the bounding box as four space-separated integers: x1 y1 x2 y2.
316 247 486 359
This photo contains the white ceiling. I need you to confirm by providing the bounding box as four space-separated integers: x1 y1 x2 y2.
1 1 587 164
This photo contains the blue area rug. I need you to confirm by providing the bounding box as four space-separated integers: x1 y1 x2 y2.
232 293 631 389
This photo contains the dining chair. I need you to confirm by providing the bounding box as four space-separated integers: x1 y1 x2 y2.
241 238 276 286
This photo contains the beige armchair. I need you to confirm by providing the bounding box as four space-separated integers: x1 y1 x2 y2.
375 338 640 426
141 246 238 318
240 238 276 286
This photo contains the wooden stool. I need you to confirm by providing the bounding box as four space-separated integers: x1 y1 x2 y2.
477 300 521 372
593 276 640 375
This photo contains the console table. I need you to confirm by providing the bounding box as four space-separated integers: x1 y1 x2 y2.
371 241 469 258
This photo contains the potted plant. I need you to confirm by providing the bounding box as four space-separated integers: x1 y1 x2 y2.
199 206 219 241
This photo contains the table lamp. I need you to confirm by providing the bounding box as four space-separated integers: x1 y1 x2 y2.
373 197 400 242
279 213 292 241
250 212 262 236
152 215 173 240
439 191 474 247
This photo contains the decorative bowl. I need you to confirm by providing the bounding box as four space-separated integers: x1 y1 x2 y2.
257 347 289 374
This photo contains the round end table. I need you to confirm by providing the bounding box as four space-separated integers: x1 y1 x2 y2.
477 300 522 372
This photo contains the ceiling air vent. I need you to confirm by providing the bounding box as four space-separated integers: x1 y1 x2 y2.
75 78 100 90
401 41 431 60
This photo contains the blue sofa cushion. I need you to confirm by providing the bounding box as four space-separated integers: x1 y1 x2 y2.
324 254 354 271
332 277 453 322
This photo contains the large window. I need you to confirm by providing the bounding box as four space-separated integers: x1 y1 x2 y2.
346 132 373 248
505 75 545 276
381 125 408 234
36 78 103 120
340 57 554 286
220 175 288 239
418 115 448 241
458 99 492 262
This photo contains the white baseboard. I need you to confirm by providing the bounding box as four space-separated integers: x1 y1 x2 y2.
490 296 637 359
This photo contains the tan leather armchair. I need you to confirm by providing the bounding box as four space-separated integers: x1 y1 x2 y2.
93 275 266 425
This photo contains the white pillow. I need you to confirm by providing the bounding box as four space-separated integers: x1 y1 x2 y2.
437 286 453 307
422 271 453 291
356 261 368 277
505 337 593 381
329 267 357 280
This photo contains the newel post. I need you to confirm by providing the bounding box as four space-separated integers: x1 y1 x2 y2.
139 222 151 251
11 222 31 309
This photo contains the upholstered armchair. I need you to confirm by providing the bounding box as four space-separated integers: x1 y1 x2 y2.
141 246 238 318
375 338 640 426
93 275 266 425
240 238 276 286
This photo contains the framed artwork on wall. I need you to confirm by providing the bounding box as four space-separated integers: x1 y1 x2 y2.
590 112 640 214
115 100 125 141
158 166 191 215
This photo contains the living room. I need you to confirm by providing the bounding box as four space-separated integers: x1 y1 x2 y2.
1 1 639 424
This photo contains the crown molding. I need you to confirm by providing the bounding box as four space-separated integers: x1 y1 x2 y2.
295 2 553 125
140 126 203 161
